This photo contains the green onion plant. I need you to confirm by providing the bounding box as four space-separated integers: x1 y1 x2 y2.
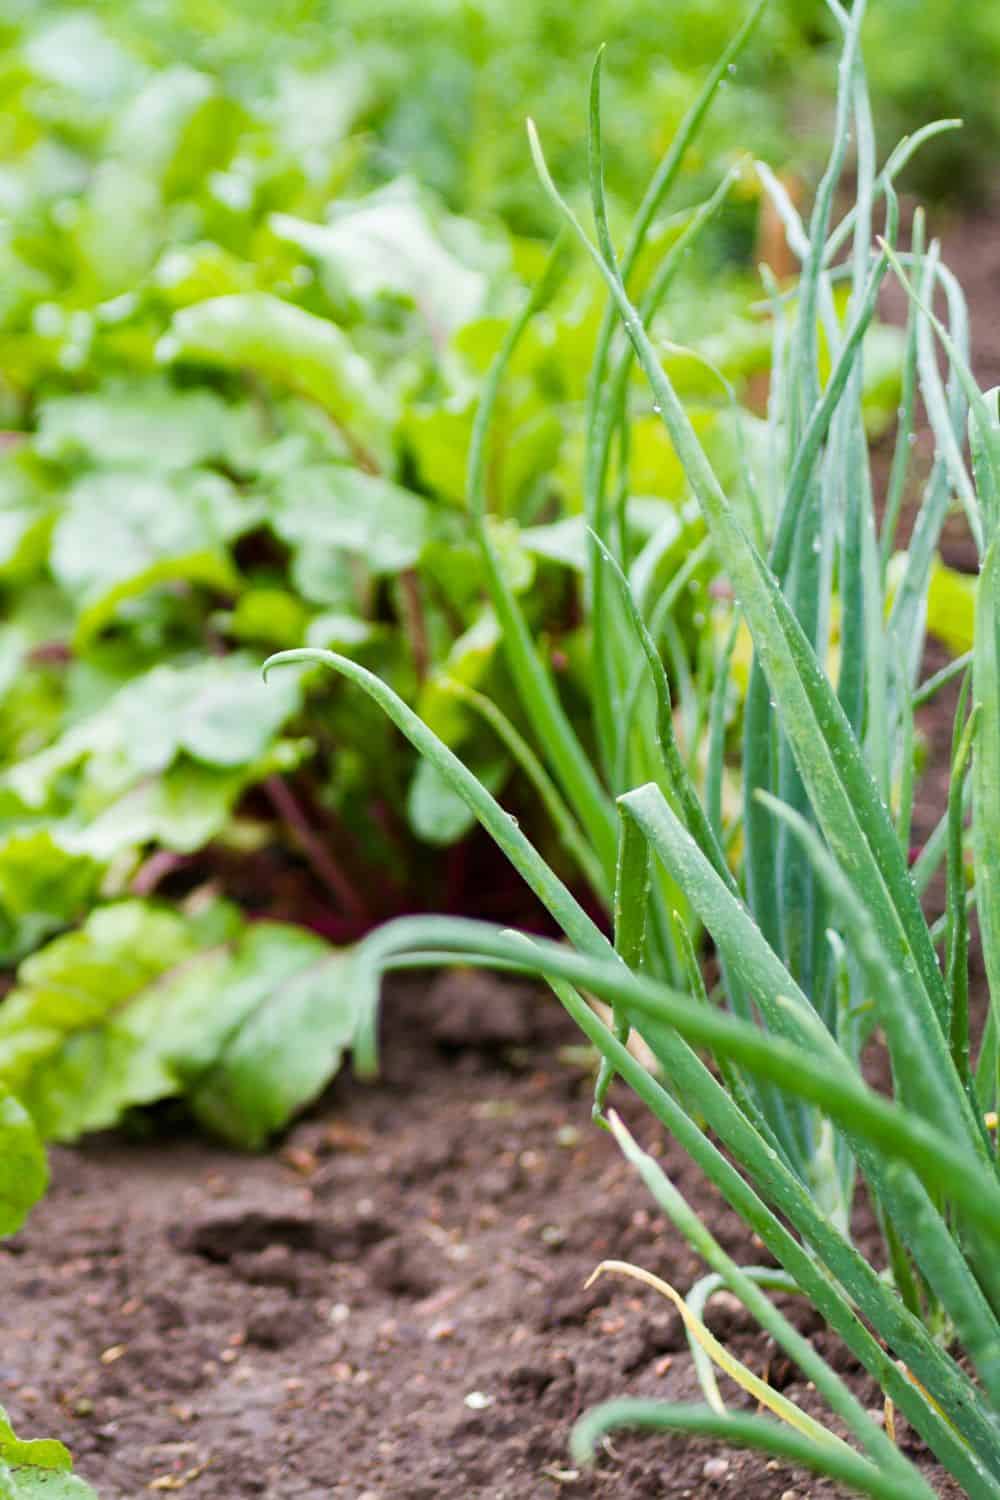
267 3 1000 1492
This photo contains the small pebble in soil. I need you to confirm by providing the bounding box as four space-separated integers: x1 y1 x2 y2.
702 1456 730 1483
464 1391 494 1410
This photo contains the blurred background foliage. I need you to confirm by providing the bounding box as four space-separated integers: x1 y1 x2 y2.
0 0 994 1145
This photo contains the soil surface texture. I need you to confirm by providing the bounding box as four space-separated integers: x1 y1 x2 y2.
0 974 967 1500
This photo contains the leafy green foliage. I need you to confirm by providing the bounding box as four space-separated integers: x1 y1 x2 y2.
2 0 815 981
0 1407 98 1499
0 1090 47 1240
0 897 365 1150
264 13 1000 1496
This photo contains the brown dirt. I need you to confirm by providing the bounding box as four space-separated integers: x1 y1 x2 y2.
0 973 967 1500
2 206 995 1500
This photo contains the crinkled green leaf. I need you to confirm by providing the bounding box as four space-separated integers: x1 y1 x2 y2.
50 470 251 644
270 179 493 333
0 1463 99 1499
0 1091 48 1238
109 65 231 193
0 903 351 1149
36 379 259 473
270 463 435 575
0 1411 70 1475
170 925 361 1148
74 160 162 295
4 657 303 824
0 830 103 964
161 293 392 467
0 459 56 583
0 900 214 1140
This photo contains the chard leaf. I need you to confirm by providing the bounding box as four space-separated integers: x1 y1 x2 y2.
65 743 305 859
0 903 355 1149
407 754 508 846
270 179 493 333
170 924 361 1148
0 1463 99 1499
0 900 215 1140
0 1091 48 1238
4 657 303 828
926 558 976 655
37 379 260 473
161 293 392 467
0 830 103 964
0 460 56 583
0 1411 71 1474
51 470 251 644
269 463 435 575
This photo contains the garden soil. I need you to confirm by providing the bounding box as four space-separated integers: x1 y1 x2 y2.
1 205 994 1500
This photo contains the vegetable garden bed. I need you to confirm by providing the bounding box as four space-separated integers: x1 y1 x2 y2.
1 609 980 1499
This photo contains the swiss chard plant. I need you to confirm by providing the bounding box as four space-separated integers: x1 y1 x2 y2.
0 0 792 1148
265 4 1000 1494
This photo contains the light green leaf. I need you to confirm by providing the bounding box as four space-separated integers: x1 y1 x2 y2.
0 1410 70 1475
75 160 162 295
37 379 258 473
51 470 248 644
0 1464 99 1499
0 460 55 582
926 558 976 655
0 1091 48 1238
66 755 272 858
0 830 103 965
174 927 361 1148
161 293 392 467
2 658 303 845
0 903 352 1150
417 609 501 745
224 588 309 649
271 179 493 333
270 464 434 575
0 900 219 1140
407 754 508 846
304 612 376 651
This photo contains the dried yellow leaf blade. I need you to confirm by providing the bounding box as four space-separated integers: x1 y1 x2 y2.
587 1258 849 1453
